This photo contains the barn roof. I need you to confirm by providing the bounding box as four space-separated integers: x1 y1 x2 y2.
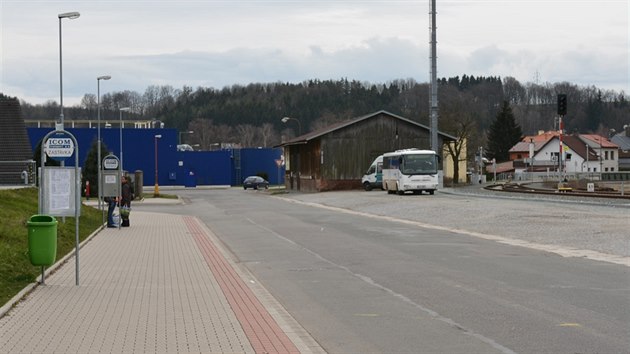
276 110 457 147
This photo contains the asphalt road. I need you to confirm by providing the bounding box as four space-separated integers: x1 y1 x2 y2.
139 188 630 353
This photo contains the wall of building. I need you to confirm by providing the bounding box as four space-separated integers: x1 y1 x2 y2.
27 128 284 187
320 114 432 181
442 139 467 184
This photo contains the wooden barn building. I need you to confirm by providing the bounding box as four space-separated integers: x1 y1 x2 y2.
277 110 457 192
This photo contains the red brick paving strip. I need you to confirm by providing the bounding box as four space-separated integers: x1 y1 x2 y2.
184 216 301 354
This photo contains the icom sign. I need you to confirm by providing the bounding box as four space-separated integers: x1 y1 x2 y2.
102 155 119 170
44 133 75 161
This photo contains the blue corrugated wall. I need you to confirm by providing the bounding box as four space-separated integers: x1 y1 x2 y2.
27 128 284 187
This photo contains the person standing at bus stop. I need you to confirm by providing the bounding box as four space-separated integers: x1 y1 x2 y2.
105 195 117 228
120 175 133 227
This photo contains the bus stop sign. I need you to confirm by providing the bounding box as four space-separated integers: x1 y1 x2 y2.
44 132 75 161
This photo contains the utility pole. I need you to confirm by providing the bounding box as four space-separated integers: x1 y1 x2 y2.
429 0 438 153
557 94 567 182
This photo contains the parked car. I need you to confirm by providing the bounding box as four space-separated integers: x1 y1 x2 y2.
243 176 269 190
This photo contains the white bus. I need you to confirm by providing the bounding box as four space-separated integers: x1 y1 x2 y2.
382 149 439 195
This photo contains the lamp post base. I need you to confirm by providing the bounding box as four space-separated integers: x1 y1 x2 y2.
154 183 160 197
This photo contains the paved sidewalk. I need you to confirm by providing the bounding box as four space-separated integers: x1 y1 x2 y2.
0 211 324 354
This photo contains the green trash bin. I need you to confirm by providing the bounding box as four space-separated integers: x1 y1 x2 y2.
27 215 58 266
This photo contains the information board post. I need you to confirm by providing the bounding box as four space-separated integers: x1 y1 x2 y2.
102 154 120 227
102 154 121 229
40 128 81 285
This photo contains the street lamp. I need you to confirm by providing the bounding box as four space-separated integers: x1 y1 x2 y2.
529 138 534 182
281 116 302 190
58 11 80 130
154 134 162 196
119 107 131 174
281 116 302 136
585 144 589 177
179 130 194 145
97 75 111 216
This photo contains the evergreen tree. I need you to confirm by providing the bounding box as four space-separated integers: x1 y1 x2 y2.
486 101 523 162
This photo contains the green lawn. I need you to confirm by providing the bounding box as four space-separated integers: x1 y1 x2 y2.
0 188 102 307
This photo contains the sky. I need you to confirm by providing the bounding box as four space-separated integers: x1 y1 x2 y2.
1 0 628 106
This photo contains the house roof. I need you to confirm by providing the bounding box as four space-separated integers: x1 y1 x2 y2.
611 133 630 151
275 110 457 147
510 131 561 153
509 140 550 153
563 135 598 160
485 160 514 174
580 134 618 148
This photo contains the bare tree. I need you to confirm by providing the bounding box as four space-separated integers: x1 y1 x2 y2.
80 94 97 119
235 124 257 147
310 110 350 131
259 123 279 147
503 77 526 105
187 119 237 150
440 86 478 184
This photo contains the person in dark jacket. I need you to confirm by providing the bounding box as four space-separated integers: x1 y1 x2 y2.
120 175 132 227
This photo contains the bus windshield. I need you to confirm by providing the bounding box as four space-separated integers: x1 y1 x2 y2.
401 154 437 175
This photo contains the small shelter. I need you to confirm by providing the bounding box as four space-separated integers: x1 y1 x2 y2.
276 110 456 192
0 97 33 185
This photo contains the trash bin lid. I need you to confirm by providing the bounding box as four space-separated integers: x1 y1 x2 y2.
27 214 57 225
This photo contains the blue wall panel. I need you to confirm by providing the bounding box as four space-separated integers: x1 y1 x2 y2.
27 128 284 187
239 148 285 185
174 151 232 186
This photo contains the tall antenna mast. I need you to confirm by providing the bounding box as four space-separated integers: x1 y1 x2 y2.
429 0 438 152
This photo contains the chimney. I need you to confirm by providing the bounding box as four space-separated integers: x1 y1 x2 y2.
625 124 629 137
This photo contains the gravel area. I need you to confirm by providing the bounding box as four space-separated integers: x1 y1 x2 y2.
277 185 630 262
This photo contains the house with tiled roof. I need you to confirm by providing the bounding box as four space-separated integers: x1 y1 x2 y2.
579 134 620 172
507 131 619 175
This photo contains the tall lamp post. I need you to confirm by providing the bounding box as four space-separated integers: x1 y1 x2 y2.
599 135 604 181
58 12 80 130
281 116 301 136
585 144 589 177
119 107 131 174
179 130 194 145
529 138 534 182
281 116 302 190
97 75 111 216
154 135 162 196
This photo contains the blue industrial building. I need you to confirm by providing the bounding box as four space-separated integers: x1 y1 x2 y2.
27 127 285 187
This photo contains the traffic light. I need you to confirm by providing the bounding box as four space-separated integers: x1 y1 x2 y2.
557 94 567 116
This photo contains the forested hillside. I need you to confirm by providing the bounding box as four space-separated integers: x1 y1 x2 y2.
13 76 629 155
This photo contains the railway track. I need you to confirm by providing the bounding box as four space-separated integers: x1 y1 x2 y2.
485 182 630 200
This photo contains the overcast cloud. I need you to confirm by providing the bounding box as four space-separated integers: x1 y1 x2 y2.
1 0 628 105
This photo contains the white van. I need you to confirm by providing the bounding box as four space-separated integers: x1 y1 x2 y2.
361 155 383 191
